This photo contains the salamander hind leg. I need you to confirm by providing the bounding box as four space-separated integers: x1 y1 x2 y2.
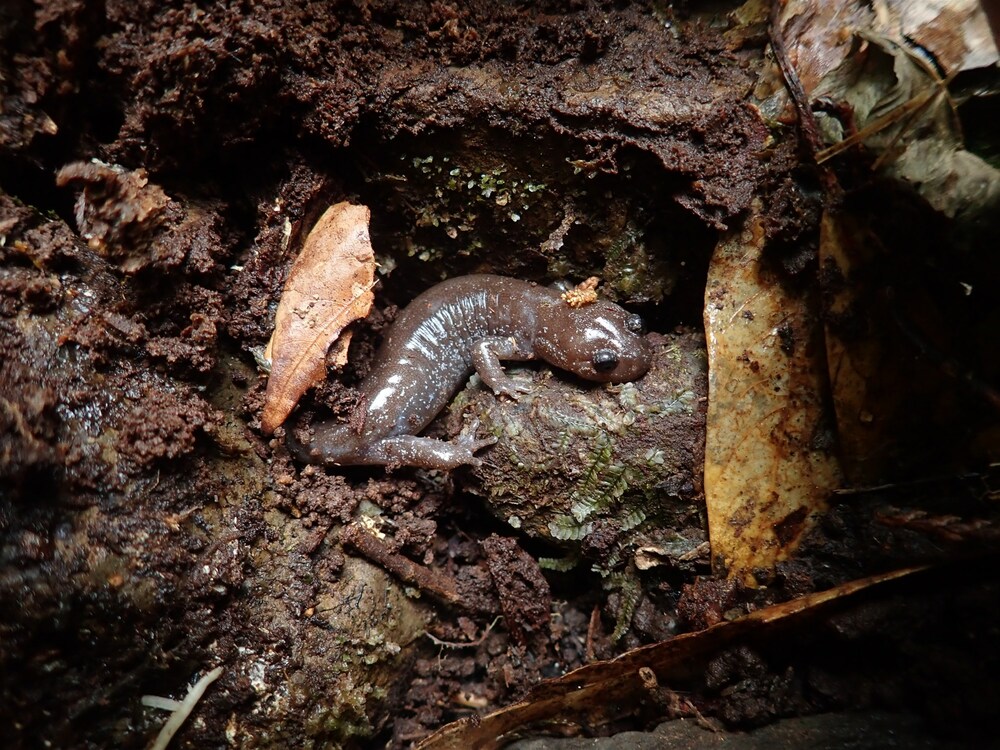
287 419 496 470
452 417 499 463
362 420 497 470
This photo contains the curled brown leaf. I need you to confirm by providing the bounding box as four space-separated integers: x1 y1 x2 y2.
261 202 376 435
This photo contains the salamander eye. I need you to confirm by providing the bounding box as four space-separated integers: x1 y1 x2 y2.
625 314 646 335
592 349 619 372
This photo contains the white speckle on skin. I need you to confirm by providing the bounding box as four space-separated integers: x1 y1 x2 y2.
370 387 396 412
594 317 620 337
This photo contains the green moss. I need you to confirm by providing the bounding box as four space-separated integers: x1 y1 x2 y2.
457 333 709 641
395 152 549 259
602 217 675 302
538 553 580 571
605 565 642 642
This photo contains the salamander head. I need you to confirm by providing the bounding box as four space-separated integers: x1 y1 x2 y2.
535 299 652 383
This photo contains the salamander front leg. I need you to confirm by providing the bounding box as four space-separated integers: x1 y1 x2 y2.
472 336 534 400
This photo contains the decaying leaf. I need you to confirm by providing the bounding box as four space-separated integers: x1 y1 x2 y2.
819 212 898 485
415 566 926 749
260 202 376 434
756 0 999 120
818 207 1000 484
703 205 842 582
881 0 999 73
810 31 1000 219
756 0 1000 220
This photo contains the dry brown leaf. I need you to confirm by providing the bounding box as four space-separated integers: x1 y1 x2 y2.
756 0 998 120
882 0 999 73
703 205 842 583
818 209 996 484
260 202 376 435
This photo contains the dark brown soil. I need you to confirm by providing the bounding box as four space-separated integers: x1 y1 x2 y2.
2 2 999 749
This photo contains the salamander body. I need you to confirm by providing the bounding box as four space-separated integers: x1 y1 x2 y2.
288 274 652 469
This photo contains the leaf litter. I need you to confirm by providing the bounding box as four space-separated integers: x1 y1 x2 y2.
415 567 926 749
759 0 1000 219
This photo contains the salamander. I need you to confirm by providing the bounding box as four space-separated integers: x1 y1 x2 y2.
287 274 652 470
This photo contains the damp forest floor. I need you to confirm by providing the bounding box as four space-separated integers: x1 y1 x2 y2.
2 2 1000 749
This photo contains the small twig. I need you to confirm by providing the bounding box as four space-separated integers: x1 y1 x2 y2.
585 604 601 663
832 471 982 497
815 69 958 167
340 523 464 608
540 201 577 255
678 694 721 733
768 1 820 151
876 510 1000 543
768 0 840 197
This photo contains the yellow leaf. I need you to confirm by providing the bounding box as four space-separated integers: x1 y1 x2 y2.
703 205 842 582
